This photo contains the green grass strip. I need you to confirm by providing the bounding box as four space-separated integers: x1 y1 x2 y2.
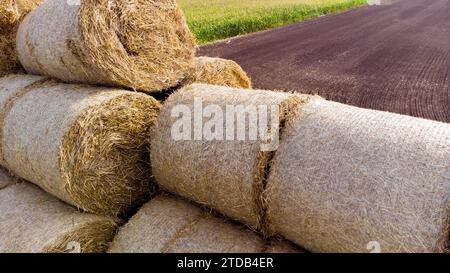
185 0 366 44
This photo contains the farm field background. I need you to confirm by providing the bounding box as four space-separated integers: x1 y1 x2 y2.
179 0 366 44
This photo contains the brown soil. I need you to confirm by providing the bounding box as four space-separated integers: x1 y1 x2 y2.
199 0 450 123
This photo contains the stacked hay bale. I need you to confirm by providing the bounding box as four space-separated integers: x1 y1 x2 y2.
0 0 44 76
16 0 196 92
265 98 450 253
188 57 252 89
109 194 303 253
0 170 117 253
151 84 310 230
151 84 450 253
0 75 161 217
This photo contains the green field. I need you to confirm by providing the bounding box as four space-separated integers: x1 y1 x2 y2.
179 0 367 44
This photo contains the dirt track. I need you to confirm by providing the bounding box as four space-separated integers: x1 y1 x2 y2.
199 0 450 123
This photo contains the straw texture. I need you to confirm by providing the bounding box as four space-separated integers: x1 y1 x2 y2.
109 194 303 253
266 98 450 253
188 57 252 89
0 181 117 253
0 0 43 76
151 84 310 230
16 0 196 92
0 75 161 217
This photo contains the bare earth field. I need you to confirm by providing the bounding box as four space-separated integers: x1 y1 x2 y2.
199 0 450 123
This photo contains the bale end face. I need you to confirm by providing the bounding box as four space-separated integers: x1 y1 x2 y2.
16 0 196 92
0 1 17 28
0 0 21 77
43 219 118 253
190 57 252 89
0 182 118 253
77 0 197 92
60 93 161 217
0 33 25 77
0 0 44 77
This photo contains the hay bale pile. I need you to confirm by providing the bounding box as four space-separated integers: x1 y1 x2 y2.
0 0 261 254
0 176 117 253
0 0 43 76
16 0 196 92
151 84 310 230
151 84 450 253
0 0 447 254
0 75 161 217
188 57 252 89
109 194 303 253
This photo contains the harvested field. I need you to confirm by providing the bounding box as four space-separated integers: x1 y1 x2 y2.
199 0 450 123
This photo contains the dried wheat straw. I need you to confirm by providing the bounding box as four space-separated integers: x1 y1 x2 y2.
16 0 196 92
0 75 161 217
188 57 252 89
0 181 117 253
0 0 43 76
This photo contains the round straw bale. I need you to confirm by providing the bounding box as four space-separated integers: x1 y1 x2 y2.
266 98 450 253
188 57 252 89
0 75 161 217
0 0 43 77
109 194 302 253
16 0 196 92
0 0 19 27
151 84 310 230
0 182 117 253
